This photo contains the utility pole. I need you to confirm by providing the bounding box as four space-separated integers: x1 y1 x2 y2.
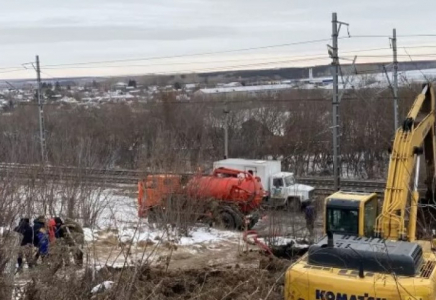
223 104 230 159
392 28 399 132
36 55 47 165
330 12 349 191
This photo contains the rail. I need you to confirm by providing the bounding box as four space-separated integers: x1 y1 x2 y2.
0 163 424 193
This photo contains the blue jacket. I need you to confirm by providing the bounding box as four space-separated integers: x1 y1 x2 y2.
37 231 49 255
33 221 45 247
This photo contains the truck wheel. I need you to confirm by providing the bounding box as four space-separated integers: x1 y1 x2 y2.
219 211 236 229
218 206 244 230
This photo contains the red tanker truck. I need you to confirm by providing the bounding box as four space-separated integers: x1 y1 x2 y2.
138 167 265 229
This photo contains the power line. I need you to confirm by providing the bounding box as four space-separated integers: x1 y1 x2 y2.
42 47 397 71
0 68 28 74
1 44 435 75
36 57 333 80
403 48 431 82
398 34 436 38
43 55 330 70
38 49 436 78
35 54 436 82
347 34 436 39
40 38 333 68
1 42 436 79
39 36 436 69
344 53 436 58
346 35 390 38
2 37 436 73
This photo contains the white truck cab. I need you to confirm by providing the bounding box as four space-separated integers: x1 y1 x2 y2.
269 172 315 209
213 158 315 210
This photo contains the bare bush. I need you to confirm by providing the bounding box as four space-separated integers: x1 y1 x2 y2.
0 84 421 180
22 261 287 300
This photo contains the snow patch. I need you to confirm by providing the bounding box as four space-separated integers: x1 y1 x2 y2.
179 227 239 245
91 281 114 294
257 236 309 249
83 228 97 242
102 224 240 246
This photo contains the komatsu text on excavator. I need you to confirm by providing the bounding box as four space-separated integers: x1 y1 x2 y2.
286 84 436 300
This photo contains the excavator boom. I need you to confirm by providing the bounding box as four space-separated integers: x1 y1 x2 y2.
376 84 436 241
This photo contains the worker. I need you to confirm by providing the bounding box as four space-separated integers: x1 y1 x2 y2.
35 225 49 262
54 217 64 238
60 218 85 266
49 217 70 267
32 215 46 264
13 218 35 272
304 203 316 243
47 218 56 243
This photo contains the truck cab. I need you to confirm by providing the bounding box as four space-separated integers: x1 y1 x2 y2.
268 172 315 210
324 191 379 237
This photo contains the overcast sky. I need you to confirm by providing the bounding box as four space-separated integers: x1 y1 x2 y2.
0 0 435 79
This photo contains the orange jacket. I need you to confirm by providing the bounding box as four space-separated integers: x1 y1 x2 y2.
48 218 56 243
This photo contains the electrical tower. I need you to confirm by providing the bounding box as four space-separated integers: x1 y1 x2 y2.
392 28 399 131
35 55 47 165
330 12 349 191
223 104 230 159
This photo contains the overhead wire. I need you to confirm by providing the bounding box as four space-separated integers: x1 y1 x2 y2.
0 40 434 75
0 34 434 73
40 38 333 68
43 55 330 70
402 48 431 82
0 68 29 74
2 37 436 82
37 50 436 79
41 46 395 71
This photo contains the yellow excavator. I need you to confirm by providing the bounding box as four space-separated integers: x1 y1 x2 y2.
285 84 436 300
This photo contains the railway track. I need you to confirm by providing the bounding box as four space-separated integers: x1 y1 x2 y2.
0 163 420 193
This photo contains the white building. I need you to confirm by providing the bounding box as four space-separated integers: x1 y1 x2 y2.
194 84 295 99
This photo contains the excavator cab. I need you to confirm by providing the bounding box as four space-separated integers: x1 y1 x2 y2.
324 191 378 237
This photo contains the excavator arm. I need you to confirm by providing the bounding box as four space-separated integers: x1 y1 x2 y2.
375 84 436 241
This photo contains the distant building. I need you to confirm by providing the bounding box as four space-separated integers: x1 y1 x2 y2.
115 82 128 91
194 84 294 99
184 83 199 91
216 82 242 88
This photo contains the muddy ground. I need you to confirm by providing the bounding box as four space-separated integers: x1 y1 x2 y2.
12 187 324 300
19 256 289 300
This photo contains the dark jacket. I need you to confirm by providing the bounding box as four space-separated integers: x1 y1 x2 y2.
54 217 64 239
14 218 34 246
305 205 316 222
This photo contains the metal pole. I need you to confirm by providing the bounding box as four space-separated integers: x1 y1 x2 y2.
223 106 229 159
36 55 47 164
332 12 340 191
392 28 399 131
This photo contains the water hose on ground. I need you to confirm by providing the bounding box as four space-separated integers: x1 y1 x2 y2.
242 230 273 256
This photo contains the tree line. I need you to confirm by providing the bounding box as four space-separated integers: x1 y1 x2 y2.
0 83 422 179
